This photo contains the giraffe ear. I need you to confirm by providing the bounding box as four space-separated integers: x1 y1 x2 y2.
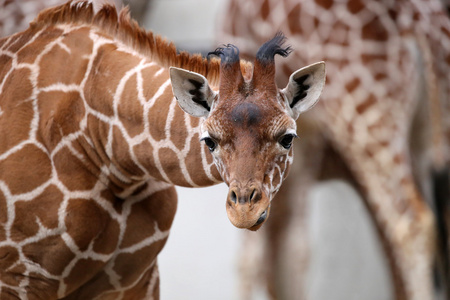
170 67 217 118
281 61 325 119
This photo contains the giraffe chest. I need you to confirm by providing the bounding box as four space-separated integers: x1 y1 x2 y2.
0 176 177 299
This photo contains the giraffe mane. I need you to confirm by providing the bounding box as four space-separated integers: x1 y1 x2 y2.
28 0 253 86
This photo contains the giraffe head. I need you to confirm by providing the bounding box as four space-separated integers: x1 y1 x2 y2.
170 34 325 230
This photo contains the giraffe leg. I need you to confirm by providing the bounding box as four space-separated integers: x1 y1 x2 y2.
334 143 436 300
274 117 327 300
238 230 267 300
147 263 160 300
275 140 386 300
121 262 160 300
270 173 312 300
433 168 450 299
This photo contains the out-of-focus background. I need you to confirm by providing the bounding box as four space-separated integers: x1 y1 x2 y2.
5 0 448 299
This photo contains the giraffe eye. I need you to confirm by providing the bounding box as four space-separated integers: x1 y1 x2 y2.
279 133 297 149
201 137 217 152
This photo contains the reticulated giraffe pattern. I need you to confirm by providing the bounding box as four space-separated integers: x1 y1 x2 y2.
0 7 212 300
0 1 327 299
218 0 450 299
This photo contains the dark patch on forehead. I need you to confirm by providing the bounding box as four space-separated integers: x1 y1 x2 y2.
230 102 262 127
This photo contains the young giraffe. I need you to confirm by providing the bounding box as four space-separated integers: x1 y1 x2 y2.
218 0 450 299
0 1 326 299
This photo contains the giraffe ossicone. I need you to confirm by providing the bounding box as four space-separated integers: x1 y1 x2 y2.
0 1 325 298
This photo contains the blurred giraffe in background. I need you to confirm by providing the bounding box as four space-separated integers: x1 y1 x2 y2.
0 0 65 37
0 0 151 38
218 0 450 299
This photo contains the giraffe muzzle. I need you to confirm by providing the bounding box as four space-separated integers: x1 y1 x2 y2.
226 183 270 230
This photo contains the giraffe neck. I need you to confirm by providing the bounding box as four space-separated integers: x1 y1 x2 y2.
17 24 223 198
78 27 222 192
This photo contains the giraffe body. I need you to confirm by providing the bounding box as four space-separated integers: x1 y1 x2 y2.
0 14 184 300
219 0 450 299
0 1 325 298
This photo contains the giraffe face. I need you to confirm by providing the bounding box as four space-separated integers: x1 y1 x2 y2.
170 34 325 230
200 93 297 230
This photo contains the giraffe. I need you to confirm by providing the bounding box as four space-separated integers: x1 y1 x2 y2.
0 1 326 299
218 0 450 299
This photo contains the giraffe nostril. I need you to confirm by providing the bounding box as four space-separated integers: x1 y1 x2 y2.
230 190 237 204
249 189 256 202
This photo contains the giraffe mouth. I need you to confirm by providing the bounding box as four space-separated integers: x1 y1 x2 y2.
249 209 268 231
225 185 270 230
255 210 268 225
